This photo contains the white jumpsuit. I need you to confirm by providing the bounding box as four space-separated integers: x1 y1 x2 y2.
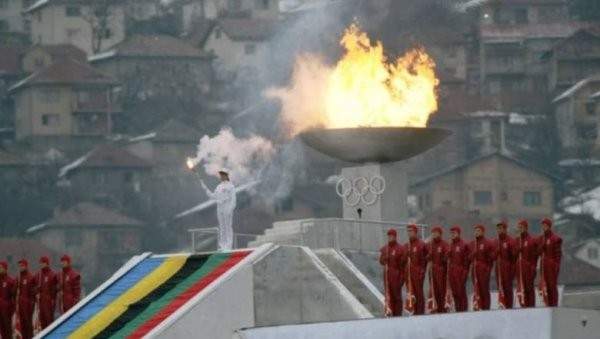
203 180 236 250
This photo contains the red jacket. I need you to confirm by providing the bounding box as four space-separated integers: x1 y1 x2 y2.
516 232 539 279
428 239 449 268
60 268 81 312
406 238 428 278
470 237 495 270
539 231 562 264
0 273 16 312
38 267 58 306
448 238 470 274
17 271 37 304
494 234 517 273
380 241 406 286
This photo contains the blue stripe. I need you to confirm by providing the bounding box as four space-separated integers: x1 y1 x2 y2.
44 257 165 339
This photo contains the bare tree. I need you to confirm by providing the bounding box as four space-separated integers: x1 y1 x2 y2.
82 0 119 54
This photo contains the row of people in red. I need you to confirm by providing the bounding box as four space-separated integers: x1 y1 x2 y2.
0 255 81 339
380 218 562 317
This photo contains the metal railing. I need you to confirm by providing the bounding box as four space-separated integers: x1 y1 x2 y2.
297 218 428 252
188 227 258 252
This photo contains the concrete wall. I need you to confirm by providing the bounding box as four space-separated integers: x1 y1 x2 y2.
236 308 600 339
253 246 372 326
157 265 255 339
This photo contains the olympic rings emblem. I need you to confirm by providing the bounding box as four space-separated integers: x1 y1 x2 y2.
336 175 386 206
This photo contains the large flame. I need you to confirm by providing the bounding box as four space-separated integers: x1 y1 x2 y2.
268 24 439 136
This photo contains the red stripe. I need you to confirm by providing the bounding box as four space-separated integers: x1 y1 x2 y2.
127 251 251 338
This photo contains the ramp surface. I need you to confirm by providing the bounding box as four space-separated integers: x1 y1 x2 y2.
39 251 252 339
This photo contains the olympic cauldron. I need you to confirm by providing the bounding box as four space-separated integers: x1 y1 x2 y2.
300 127 450 221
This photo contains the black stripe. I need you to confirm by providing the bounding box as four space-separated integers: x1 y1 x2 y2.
95 255 210 339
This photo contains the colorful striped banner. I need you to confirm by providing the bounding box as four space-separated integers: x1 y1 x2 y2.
43 250 252 339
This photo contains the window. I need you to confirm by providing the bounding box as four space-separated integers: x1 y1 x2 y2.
244 44 256 55
65 231 82 247
514 8 528 24
39 88 59 103
501 191 508 201
66 6 81 17
256 0 269 10
0 0 7 9
523 191 542 206
41 114 60 127
589 247 599 260
0 20 8 32
66 28 80 40
228 0 241 11
474 191 492 206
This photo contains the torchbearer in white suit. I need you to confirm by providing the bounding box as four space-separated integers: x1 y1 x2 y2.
201 170 236 251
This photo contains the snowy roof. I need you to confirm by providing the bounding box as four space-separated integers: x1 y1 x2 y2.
24 0 49 13
591 90 600 100
89 35 209 61
552 76 600 103
559 159 600 167
174 180 260 219
561 186 600 222
281 0 344 13
58 144 151 178
463 110 511 119
27 202 143 233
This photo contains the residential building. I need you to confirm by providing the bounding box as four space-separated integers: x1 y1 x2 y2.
203 0 280 20
411 151 556 228
26 202 143 289
58 143 153 211
202 17 277 74
89 34 214 96
21 43 86 73
25 0 127 55
9 58 119 140
542 27 600 94
477 0 583 112
552 76 600 155
0 0 31 33
0 46 25 136
574 238 600 269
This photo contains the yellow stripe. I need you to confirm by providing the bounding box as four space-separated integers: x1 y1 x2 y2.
68 256 187 339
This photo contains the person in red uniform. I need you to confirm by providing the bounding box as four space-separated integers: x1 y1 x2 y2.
447 226 470 312
515 220 538 308
538 218 562 307
470 225 494 311
379 229 406 316
426 226 449 313
16 259 37 339
37 256 58 329
404 224 428 315
494 221 517 309
0 261 16 339
59 255 81 313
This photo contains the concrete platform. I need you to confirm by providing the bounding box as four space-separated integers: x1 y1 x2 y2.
235 307 600 339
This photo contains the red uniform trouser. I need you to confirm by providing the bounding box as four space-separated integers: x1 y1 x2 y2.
473 264 491 310
496 262 514 309
408 270 425 315
18 300 34 339
0 303 12 339
430 266 447 313
449 268 468 312
387 283 403 316
39 296 55 329
543 260 560 307
517 262 536 308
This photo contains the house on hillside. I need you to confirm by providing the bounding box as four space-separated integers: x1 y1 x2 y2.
411 151 557 229
542 27 600 93
21 43 86 73
9 58 119 142
89 34 214 97
27 202 143 289
0 0 30 33
25 0 127 55
476 0 583 112
553 76 600 156
201 17 277 75
202 0 280 20
58 143 153 212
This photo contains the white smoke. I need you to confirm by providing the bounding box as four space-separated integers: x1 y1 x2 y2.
188 128 275 183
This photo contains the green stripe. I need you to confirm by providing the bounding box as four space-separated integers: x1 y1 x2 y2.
109 253 231 338
94 255 209 338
